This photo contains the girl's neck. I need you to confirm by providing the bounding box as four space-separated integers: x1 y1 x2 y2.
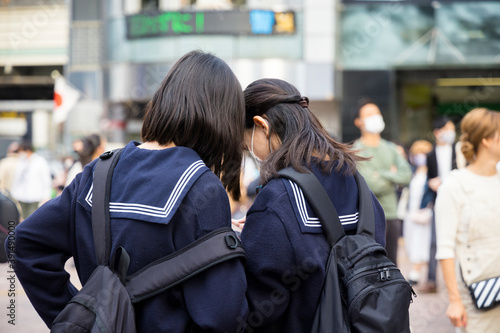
467 154 498 176
138 141 176 150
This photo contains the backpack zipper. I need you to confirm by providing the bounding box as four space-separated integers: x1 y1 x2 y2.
380 267 390 281
345 264 397 285
347 280 413 315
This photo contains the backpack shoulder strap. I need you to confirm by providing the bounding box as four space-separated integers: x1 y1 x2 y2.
92 149 123 266
125 227 245 303
353 172 376 238
277 167 345 245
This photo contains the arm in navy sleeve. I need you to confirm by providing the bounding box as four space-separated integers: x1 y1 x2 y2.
371 192 386 247
180 177 248 332
10 176 80 327
241 203 295 330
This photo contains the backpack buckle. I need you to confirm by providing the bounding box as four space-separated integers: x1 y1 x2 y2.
225 234 240 249
100 151 114 159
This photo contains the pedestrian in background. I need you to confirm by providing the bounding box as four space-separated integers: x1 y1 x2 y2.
403 139 433 286
436 108 500 331
10 141 52 219
65 133 106 187
241 78 386 332
422 116 465 293
354 100 412 266
8 50 248 332
0 141 20 193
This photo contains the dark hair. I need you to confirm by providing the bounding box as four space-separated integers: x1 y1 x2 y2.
79 134 102 166
244 78 364 181
19 141 33 152
432 116 452 130
355 98 377 119
141 50 244 200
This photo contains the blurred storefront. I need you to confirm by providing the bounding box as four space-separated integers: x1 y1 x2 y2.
0 0 68 156
3 1 499 152
66 0 339 146
337 0 500 145
0 0 341 154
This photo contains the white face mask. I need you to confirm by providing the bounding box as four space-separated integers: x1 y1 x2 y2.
411 153 427 167
249 125 263 168
249 123 273 168
364 115 385 134
439 130 456 145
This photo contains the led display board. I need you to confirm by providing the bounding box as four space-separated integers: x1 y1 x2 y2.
126 10 296 39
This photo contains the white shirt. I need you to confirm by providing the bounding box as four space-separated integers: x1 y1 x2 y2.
435 144 452 180
11 153 52 203
435 168 500 260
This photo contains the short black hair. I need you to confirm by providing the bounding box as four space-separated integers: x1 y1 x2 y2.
78 134 102 166
141 50 244 200
432 116 453 130
19 140 33 152
355 98 377 119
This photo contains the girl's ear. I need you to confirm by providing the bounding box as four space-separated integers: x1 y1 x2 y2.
481 136 492 149
253 116 270 138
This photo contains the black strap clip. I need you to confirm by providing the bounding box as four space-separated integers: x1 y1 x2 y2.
225 234 240 249
100 150 114 160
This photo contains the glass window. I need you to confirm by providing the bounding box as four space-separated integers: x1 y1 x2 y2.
340 2 500 69
340 4 434 69
435 2 500 65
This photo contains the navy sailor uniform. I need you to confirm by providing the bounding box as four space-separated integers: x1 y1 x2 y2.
241 162 385 332
9 141 248 332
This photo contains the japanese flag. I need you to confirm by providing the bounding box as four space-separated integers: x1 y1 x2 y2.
53 76 80 124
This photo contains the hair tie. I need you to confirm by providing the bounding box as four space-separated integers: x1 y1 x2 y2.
298 96 309 108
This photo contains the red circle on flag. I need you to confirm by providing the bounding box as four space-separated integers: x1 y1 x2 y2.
54 92 62 107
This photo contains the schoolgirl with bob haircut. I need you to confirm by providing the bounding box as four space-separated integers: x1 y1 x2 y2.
240 78 386 332
142 50 245 200
9 50 248 332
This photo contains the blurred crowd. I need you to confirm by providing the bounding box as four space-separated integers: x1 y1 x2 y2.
0 133 106 221
2 100 500 331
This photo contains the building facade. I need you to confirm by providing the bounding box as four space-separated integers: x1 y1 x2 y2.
0 0 69 155
337 0 500 145
67 0 339 147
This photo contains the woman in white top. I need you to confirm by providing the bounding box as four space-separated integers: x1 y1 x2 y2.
403 140 433 285
435 108 500 331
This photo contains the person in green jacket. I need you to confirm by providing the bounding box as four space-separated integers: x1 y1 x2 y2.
354 101 412 266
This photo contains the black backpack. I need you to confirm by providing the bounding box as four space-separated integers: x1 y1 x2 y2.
278 168 415 333
0 190 20 263
51 150 245 333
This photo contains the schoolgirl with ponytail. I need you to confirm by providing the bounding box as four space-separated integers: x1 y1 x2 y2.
435 108 500 331
240 78 386 332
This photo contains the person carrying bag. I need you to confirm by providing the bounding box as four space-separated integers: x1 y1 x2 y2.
436 108 500 331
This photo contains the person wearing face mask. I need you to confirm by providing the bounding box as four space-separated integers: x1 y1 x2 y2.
353 100 412 267
241 79 386 332
10 141 52 219
435 108 500 331
402 140 433 286
420 116 466 293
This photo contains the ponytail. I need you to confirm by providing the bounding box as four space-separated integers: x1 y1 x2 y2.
244 78 365 182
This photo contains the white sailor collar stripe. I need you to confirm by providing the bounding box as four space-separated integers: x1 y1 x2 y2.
82 159 207 223
283 179 359 234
